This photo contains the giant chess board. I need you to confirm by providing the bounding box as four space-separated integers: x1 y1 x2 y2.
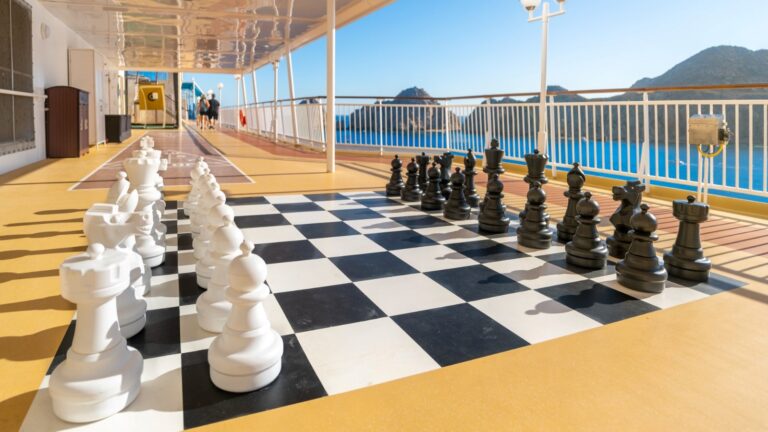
21 191 744 431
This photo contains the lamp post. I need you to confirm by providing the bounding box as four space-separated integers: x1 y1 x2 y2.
520 0 566 153
217 82 223 105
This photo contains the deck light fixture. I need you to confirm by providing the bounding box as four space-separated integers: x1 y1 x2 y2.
520 0 566 154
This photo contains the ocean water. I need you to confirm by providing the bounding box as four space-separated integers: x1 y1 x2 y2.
335 127 768 203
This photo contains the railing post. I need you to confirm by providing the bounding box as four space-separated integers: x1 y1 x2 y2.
272 60 279 142
640 92 652 192
444 104 451 153
484 103 491 148
548 95 557 177
286 49 300 144
251 70 260 135
377 100 384 156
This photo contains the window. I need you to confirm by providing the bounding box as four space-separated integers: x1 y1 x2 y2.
0 0 34 155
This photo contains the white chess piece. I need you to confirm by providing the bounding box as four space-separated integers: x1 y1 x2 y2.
209 241 283 392
190 171 218 238
123 150 165 267
194 196 231 289
183 158 208 217
196 213 244 333
192 187 225 262
49 244 143 423
83 203 148 338
106 171 130 205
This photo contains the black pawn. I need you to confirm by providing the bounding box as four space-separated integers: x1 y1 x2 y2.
478 173 510 233
663 196 712 281
444 167 471 220
421 162 446 211
436 153 454 199
565 192 607 269
616 204 667 293
516 181 552 249
463 149 480 207
401 158 422 202
415 152 431 192
557 162 585 243
607 180 646 258
385 154 404 197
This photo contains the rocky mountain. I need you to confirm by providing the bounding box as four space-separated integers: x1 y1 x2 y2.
346 87 461 132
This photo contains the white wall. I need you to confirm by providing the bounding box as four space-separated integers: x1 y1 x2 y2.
0 0 107 175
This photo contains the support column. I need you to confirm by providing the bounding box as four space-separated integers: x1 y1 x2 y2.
286 50 300 144
251 70 261 134
272 61 279 142
325 0 336 172
235 75 242 131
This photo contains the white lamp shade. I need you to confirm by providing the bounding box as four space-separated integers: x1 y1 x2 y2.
520 0 541 11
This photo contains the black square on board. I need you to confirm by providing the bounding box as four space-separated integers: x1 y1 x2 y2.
392 304 529 367
235 214 290 228
127 307 181 359
537 280 660 324
178 233 193 250
273 202 324 213
227 196 269 206
425 265 528 302
181 335 327 429
366 230 437 250
330 252 418 282
295 222 359 239
179 272 205 306
305 192 348 201
152 251 178 276
390 215 452 229
330 208 383 221
251 240 325 264
447 240 525 263
275 283 386 332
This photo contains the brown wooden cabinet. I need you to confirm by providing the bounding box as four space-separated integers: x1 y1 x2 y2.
45 86 89 158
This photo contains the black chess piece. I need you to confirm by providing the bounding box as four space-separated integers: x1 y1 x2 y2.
557 162 586 243
519 149 550 221
607 180 646 258
478 173 510 233
421 162 446 211
444 167 471 220
523 149 549 189
385 155 404 197
415 152 431 192
463 149 480 207
663 196 712 281
401 158 422 202
565 192 607 269
616 204 667 293
516 181 552 249
483 138 505 177
436 153 454 199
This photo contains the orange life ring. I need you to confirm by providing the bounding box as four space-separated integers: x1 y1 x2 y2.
239 110 247 127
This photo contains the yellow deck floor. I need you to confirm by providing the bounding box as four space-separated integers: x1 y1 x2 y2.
1 129 767 431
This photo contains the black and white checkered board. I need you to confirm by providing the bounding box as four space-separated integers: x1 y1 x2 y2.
21 192 744 431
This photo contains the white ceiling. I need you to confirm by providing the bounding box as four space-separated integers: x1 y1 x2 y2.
41 0 394 72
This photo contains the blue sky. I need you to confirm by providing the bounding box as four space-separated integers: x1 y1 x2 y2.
186 0 768 106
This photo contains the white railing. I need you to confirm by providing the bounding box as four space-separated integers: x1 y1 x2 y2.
220 91 768 201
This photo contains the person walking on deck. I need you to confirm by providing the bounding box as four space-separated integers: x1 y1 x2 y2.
207 94 220 129
197 95 210 129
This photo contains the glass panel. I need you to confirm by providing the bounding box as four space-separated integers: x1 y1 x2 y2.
11 0 32 90
13 95 33 144
0 0 11 91
0 94 13 152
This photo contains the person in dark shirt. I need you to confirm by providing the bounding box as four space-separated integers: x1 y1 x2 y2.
197 95 209 129
208 94 220 129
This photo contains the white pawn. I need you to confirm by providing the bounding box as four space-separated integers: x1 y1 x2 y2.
196 213 244 333
49 244 143 423
83 203 148 338
209 241 283 392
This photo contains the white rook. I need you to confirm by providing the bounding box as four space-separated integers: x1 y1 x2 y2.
49 244 143 423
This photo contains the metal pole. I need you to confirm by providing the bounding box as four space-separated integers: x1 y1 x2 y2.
272 60 279 142
548 95 557 177
235 75 241 131
326 0 336 172
286 50 300 144
536 1 550 154
641 92 652 192
251 70 261 135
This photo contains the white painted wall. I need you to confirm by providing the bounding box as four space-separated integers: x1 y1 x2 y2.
0 0 107 175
